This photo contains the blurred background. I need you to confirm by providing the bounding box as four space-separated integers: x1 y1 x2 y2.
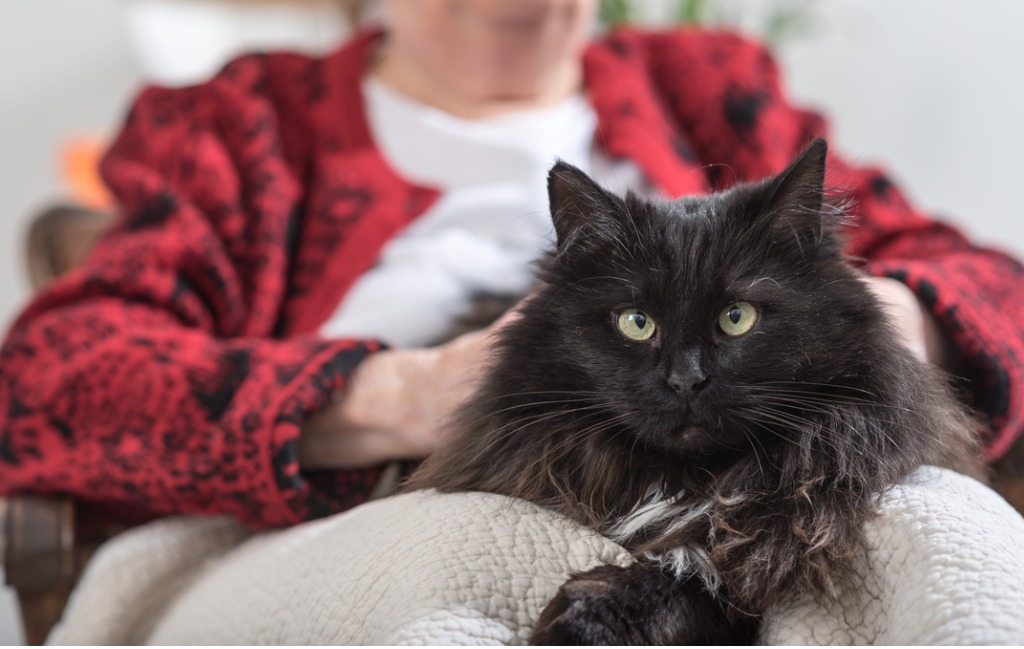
1 0 1022 642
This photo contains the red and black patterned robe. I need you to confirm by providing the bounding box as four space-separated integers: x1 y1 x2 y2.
2 28 1022 528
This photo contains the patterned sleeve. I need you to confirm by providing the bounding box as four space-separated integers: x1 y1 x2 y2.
643 28 1024 459
0 53 384 527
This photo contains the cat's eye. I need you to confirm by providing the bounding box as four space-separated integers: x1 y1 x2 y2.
718 302 758 337
616 309 657 342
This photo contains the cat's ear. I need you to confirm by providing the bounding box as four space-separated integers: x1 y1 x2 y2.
761 138 828 245
548 161 623 249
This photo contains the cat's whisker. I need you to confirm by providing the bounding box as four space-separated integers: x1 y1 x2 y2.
748 397 905 458
457 394 610 428
741 402 897 469
544 274 634 304
454 406 615 469
737 405 867 462
746 276 781 290
740 384 914 414
468 398 627 459
483 404 612 441
742 391 874 409
742 404 842 447
736 408 803 444
474 389 612 402
737 423 777 466
748 388 895 406
544 412 634 462
856 418 904 456
626 419 649 458
737 427 770 477
743 381 882 400
476 397 609 418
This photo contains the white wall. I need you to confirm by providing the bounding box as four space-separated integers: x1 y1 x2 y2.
0 0 146 330
0 0 1021 644
778 0 1024 256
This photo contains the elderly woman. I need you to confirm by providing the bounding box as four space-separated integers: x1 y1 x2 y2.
0 0 1021 529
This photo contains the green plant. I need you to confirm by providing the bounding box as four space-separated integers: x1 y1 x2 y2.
599 0 819 49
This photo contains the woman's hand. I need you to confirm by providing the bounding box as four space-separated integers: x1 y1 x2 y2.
298 308 521 470
861 275 953 368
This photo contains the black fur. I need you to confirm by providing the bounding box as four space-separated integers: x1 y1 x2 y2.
531 562 759 645
406 139 977 644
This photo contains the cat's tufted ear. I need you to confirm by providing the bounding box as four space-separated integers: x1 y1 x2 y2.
761 138 829 247
548 161 624 250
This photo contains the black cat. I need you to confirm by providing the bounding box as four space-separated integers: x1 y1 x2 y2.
406 139 978 644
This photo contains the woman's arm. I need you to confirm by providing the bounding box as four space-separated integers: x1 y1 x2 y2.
0 53 393 528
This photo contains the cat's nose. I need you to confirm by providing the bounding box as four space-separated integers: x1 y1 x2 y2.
667 369 710 396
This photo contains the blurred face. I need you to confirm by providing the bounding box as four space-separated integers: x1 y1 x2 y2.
377 0 598 116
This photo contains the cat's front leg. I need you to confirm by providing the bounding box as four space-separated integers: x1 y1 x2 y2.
529 562 759 645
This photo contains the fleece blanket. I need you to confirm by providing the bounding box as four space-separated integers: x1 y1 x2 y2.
48 466 1024 645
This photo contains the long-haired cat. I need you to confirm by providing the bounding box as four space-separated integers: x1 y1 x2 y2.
405 139 977 644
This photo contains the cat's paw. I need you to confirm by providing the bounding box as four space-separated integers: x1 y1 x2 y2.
529 563 758 645
529 566 649 645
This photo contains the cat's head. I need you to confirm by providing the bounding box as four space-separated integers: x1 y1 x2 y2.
507 138 890 460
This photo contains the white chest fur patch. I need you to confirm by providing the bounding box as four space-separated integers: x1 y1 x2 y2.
607 495 721 591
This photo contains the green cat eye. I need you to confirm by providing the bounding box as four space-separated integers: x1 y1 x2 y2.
718 302 758 336
616 309 657 342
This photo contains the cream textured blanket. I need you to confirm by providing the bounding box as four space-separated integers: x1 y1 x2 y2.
49 467 1024 645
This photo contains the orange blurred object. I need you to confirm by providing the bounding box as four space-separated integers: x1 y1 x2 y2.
61 137 113 210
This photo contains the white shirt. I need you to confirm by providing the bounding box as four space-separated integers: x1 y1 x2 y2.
318 77 652 347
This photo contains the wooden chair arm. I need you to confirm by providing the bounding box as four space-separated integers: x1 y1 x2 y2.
25 204 115 290
2 496 76 645
3 204 117 643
